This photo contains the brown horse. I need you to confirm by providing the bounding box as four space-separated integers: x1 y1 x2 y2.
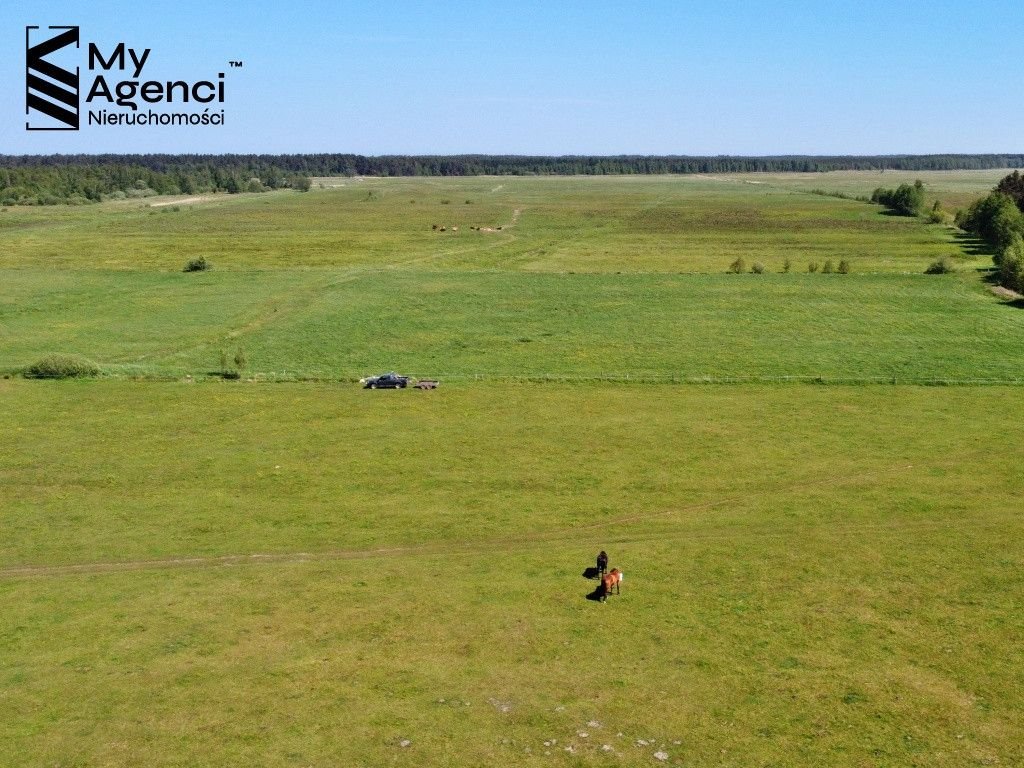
600 568 623 601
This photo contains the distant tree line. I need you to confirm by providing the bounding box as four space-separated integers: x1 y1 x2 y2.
957 171 1024 292
0 159 312 205
2 153 1023 206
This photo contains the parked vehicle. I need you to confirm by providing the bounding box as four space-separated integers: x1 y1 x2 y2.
414 379 439 390
360 372 409 389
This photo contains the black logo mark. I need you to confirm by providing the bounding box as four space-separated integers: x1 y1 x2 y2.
26 25 80 131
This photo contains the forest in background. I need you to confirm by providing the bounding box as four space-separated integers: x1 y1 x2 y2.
2 153 1024 205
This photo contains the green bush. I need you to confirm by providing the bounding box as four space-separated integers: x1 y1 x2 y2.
822 260 835 274
750 262 766 274
25 354 100 379
925 257 954 274
183 257 210 272
782 258 792 273
727 257 746 274
837 259 851 274
924 256 957 275
807 262 819 273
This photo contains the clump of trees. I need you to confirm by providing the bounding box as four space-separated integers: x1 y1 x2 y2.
956 192 1023 252
995 169 1024 207
996 237 1024 292
956 171 1024 291
871 180 926 216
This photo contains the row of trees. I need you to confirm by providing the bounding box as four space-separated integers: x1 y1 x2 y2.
2 153 1024 205
956 171 1024 292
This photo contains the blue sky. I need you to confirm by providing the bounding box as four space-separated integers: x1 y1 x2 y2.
2 0 1022 154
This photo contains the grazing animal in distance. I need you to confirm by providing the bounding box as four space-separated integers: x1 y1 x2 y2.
596 550 609 579
601 568 623 601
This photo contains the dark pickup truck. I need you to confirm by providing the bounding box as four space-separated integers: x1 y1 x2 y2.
360 372 409 389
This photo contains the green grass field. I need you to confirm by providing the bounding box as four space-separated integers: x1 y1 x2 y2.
2 172 1022 766
0 172 997 274
4 268 1023 382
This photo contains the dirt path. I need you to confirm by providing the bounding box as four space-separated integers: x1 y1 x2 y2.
149 196 219 207
1 462 939 579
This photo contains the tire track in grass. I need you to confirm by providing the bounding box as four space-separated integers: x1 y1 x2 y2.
0 515 1009 580
6 461 1002 579
135 218 527 369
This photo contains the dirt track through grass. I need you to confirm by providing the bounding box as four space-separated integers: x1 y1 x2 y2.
4 174 1023 766
0 459 964 579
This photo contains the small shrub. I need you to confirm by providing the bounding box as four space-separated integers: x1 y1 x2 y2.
822 259 835 274
750 262 766 274
183 256 210 272
25 354 100 379
925 256 956 275
928 200 947 224
808 262 819 273
782 258 792 273
218 347 247 379
727 257 746 274
837 259 851 274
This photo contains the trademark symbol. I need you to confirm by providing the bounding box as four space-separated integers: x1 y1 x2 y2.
229 60 243 68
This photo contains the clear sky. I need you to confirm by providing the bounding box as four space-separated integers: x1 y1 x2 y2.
2 0 1022 155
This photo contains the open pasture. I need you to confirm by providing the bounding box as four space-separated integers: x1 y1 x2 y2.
1 381 1022 766
725 168 1013 212
2 171 1022 766
0 172 989 273
3 268 1023 382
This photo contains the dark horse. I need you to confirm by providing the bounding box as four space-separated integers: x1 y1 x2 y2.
596 550 609 579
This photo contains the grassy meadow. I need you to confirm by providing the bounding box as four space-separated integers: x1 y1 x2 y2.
0 172 998 274
2 171 1022 766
